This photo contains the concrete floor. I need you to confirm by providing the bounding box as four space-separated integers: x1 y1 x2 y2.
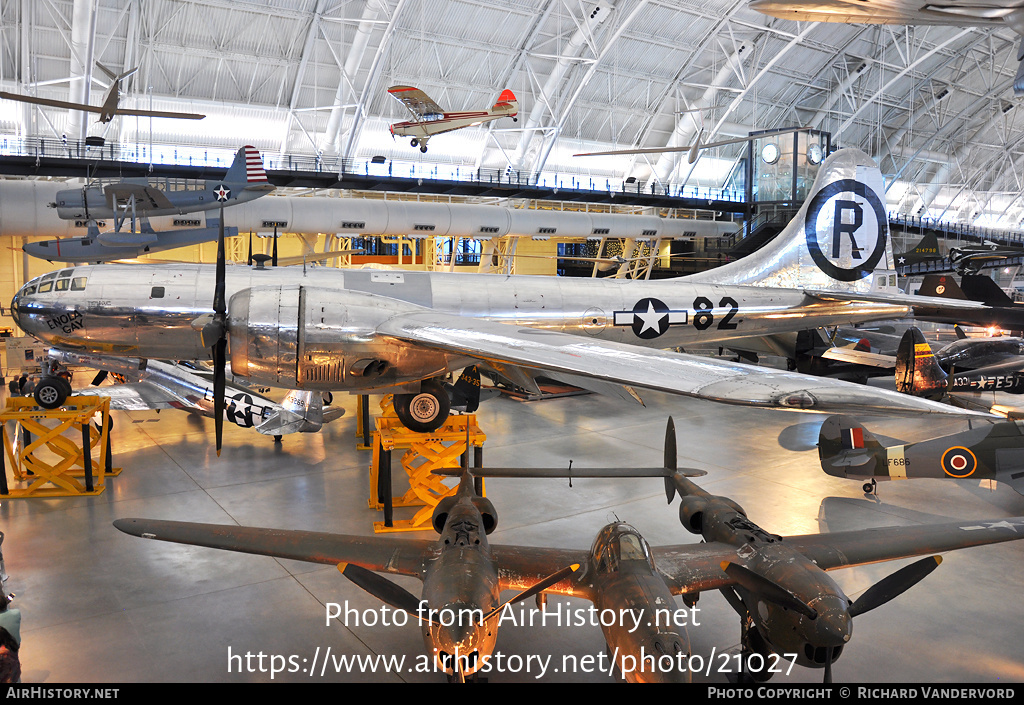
1 383 1023 684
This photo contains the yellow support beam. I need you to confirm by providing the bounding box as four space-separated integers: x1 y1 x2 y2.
0 396 117 498
368 400 485 533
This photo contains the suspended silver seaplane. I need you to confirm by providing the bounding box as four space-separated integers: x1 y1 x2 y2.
9 148 989 452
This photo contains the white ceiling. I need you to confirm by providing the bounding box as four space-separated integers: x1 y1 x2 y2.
2 0 1024 225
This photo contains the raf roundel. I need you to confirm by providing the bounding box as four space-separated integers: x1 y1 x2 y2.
941 446 978 478
804 178 887 282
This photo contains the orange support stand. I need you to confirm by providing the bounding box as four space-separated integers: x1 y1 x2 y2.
368 396 485 532
0 396 120 498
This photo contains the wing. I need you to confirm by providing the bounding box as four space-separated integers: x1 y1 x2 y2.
0 91 103 113
387 86 445 119
785 517 1024 570
490 545 594 595
748 0 1009 25
113 108 206 120
103 183 175 210
375 310 990 417
74 382 187 411
574 127 811 158
113 519 433 577
819 346 895 368
651 516 1024 595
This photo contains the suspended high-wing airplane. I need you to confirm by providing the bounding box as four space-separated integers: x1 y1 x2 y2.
574 126 813 164
387 86 518 153
0 63 205 123
42 349 343 439
114 418 1024 682
10 149 994 452
24 146 273 263
748 0 1024 94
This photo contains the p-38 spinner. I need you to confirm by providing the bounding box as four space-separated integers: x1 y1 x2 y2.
10 149 989 450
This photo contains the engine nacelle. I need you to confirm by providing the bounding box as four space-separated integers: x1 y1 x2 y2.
678 495 747 537
227 285 455 390
431 495 498 535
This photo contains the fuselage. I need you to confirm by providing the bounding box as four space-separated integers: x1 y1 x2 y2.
52 181 270 221
10 263 908 393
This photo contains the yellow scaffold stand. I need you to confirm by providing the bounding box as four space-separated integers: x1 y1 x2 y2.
0 396 119 498
368 397 485 533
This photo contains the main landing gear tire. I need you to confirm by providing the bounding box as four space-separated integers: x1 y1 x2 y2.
410 138 419 147
394 379 450 433
34 376 70 410
419 144 428 153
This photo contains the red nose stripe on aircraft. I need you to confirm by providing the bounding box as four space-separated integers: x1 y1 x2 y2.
842 427 864 450
244 146 268 182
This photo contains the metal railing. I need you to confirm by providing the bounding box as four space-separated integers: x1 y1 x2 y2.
0 134 748 204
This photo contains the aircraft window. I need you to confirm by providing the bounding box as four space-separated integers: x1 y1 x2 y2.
70 277 88 291
41 272 56 281
151 286 165 299
54 279 70 291
618 533 649 563
23 285 36 296
38 282 53 293
59 269 74 277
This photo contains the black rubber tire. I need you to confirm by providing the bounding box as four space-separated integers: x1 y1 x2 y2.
420 144 428 153
394 379 449 433
34 377 68 409
410 138 418 147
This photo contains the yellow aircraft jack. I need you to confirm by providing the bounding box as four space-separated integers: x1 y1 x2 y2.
368 396 485 533
0 396 120 498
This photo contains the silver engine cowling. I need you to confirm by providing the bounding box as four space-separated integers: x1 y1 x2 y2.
227 285 454 391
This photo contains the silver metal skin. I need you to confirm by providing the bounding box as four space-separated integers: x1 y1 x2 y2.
9 149 990 418
48 349 341 436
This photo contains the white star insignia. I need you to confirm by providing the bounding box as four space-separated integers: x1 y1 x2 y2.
635 301 667 335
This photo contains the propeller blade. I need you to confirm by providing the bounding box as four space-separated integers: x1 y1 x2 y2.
247 230 253 266
272 226 278 267
687 129 704 164
338 562 425 617
848 555 942 618
823 647 833 684
481 563 580 622
91 370 108 386
721 561 817 620
664 417 676 503
213 208 227 456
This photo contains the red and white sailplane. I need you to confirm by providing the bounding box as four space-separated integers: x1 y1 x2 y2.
387 86 518 153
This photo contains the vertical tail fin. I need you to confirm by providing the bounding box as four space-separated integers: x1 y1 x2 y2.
817 415 884 479
493 89 518 116
918 274 967 300
961 274 1016 307
894 327 949 399
223 145 269 185
687 148 893 292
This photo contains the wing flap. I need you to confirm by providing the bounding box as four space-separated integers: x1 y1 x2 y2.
377 310 990 417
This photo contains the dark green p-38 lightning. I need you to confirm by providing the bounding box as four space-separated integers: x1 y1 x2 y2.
115 420 1024 682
